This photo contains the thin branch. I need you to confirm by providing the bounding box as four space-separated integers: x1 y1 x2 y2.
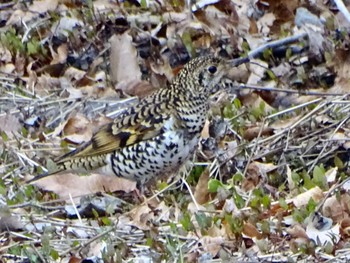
334 0 350 24
237 84 345 96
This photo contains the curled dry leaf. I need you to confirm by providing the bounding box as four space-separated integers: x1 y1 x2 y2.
242 161 277 191
51 44 68 65
340 218 350 238
242 222 263 239
194 168 210 205
243 125 274 141
63 114 93 144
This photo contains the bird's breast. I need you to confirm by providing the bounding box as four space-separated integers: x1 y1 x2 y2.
108 127 199 184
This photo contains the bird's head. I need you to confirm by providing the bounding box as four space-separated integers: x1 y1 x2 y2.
173 56 231 97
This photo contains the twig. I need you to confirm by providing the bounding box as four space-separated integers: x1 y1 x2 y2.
69 193 82 224
61 226 117 255
248 32 308 59
230 32 309 66
30 242 47 263
237 83 345 96
0 1 15 9
334 0 350 24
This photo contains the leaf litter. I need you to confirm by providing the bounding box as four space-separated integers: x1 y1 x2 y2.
2 0 350 262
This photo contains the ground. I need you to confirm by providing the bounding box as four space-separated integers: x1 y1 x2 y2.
1 0 350 262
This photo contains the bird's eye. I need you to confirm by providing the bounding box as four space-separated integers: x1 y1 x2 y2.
207 65 217 74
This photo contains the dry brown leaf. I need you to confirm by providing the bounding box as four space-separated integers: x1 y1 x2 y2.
29 0 58 13
64 67 86 82
195 6 237 37
322 193 350 223
200 236 224 257
0 214 23 232
67 256 83 263
51 44 68 64
0 114 21 139
127 204 153 230
340 218 350 238
63 114 93 144
110 33 141 84
115 79 156 98
243 222 262 239
243 125 274 141
30 173 137 199
286 224 308 239
257 13 276 35
270 116 301 130
6 10 35 26
240 93 275 114
242 161 277 191
200 120 210 139
194 168 210 205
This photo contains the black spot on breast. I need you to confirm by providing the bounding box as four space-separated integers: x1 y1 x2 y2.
166 142 177 151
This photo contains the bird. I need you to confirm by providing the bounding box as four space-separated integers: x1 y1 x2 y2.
28 56 233 185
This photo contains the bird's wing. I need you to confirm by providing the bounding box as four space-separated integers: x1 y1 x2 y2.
56 100 174 162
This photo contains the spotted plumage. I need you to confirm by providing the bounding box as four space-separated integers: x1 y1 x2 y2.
28 56 233 184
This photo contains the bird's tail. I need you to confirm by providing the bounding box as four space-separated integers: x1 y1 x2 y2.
27 154 109 184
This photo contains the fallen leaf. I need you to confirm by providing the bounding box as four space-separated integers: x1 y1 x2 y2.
115 79 156 98
63 114 93 144
243 222 262 239
30 173 137 199
200 236 224 257
292 186 324 208
194 168 210 205
110 33 141 84
127 203 153 230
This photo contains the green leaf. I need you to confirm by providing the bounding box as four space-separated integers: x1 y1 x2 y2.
182 31 193 57
278 198 288 210
286 47 292 60
50 249 59 260
261 195 271 208
233 98 241 109
0 183 6 196
224 213 243 234
101 217 112 226
334 156 344 169
195 212 212 230
312 165 328 189
266 69 276 80
146 237 153 247
232 173 243 184
140 0 148 8
21 127 28 137
208 179 224 193
27 40 40 55
306 198 317 213
1 131 8 142
180 212 193 232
